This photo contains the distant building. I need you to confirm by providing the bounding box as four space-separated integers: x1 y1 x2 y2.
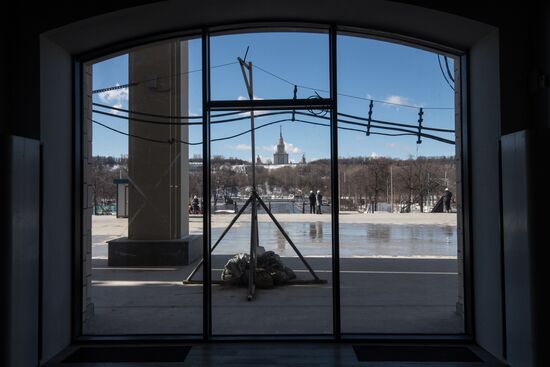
273 126 289 164
301 154 306 164
256 155 263 165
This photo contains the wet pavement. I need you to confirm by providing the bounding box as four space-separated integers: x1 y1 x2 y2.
93 220 456 258
210 221 457 258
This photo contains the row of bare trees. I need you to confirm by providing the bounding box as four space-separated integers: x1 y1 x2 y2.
90 156 128 208
203 156 456 211
337 156 456 211
92 155 456 212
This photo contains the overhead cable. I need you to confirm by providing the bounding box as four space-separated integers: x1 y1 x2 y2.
437 55 455 92
92 61 453 109
92 109 293 126
93 102 245 119
91 119 200 145
92 110 455 146
252 63 454 110
444 56 455 83
92 107 454 144
92 61 238 94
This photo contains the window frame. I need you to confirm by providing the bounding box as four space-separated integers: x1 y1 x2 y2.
74 21 470 342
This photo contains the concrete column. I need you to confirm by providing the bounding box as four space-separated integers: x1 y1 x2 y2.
108 40 201 267
128 40 189 240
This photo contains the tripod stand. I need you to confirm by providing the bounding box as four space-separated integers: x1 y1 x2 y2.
183 56 326 300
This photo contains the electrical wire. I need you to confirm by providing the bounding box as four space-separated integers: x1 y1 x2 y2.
92 109 293 126
444 56 455 83
92 60 454 110
295 117 422 137
93 109 455 146
93 102 245 119
92 119 198 145
211 118 290 142
92 109 203 126
92 105 454 144
336 117 455 145
93 102 200 119
93 104 453 135
92 61 238 94
92 83 139 95
437 55 455 92
92 117 294 145
252 63 454 110
210 111 292 125
336 111 455 133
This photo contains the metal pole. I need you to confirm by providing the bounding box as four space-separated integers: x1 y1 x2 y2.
184 196 252 282
199 56 328 301
248 194 257 300
249 63 256 190
247 61 259 300
390 165 393 213
201 28 211 339
256 194 322 281
238 57 260 300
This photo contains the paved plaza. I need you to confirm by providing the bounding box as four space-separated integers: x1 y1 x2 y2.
88 213 463 335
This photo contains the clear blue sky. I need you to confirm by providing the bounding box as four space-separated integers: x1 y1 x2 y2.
92 32 455 161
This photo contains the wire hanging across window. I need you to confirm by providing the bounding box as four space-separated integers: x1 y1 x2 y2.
91 99 455 146
91 58 455 146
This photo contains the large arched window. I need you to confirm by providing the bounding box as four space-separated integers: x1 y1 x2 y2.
81 24 465 338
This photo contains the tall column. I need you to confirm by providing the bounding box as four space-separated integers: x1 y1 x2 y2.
127 40 189 240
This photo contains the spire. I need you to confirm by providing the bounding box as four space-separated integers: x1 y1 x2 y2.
280 125 283 139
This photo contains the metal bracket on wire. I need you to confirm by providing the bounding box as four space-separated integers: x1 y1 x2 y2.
417 107 424 144
366 100 373 136
292 85 297 121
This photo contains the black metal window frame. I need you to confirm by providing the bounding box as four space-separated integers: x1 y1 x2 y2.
74 22 470 343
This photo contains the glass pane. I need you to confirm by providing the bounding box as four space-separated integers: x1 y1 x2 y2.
337 34 463 334
85 36 204 335
210 30 329 101
209 108 333 335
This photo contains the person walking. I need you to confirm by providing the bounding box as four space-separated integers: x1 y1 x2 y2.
192 195 200 214
316 190 323 214
308 190 316 214
443 188 453 213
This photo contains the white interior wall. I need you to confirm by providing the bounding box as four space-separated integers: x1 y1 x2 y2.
40 36 73 363
468 29 504 359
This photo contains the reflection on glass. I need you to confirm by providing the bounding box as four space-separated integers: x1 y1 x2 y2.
337 33 463 334
86 37 203 335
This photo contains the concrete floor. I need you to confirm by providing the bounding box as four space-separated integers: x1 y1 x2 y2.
89 256 462 335
88 213 462 335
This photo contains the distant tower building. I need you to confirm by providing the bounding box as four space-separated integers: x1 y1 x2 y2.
301 154 306 164
256 155 263 165
273 126 289 164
